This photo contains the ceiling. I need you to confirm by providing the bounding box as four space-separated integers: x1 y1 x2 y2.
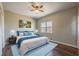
3 2 77 19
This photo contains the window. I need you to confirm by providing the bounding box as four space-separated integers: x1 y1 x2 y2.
46 21 52 33
40 21 52 33
40 22 46 32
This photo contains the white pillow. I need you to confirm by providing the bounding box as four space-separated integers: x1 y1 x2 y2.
19 33 24 36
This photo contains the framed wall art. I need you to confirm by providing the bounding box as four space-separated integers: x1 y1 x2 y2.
19 19 31 28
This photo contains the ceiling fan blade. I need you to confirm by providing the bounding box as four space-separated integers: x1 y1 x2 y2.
40 5 43 8
39 10 44 12
31 5 35 8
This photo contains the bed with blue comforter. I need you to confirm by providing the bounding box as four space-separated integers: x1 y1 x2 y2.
11 31 57 56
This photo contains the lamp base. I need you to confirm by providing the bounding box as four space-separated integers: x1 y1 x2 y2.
11 35 15 38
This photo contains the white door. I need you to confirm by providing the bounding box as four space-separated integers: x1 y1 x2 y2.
0 13 2 55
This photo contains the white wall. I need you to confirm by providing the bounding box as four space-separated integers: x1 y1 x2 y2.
4 11 36 41
37 6 77 48
0 3 4 56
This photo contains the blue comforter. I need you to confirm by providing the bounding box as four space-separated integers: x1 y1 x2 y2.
16 35 40 48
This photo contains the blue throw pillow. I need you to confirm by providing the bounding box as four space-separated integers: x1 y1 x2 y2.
24 31 29 36
17 31 36 36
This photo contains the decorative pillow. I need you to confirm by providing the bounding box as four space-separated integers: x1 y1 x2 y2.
17 31 26 36
28 31 34 35
24 31 30 36
19 32 24 36
24 31 36 36
17 31 19 36
17 31 36 36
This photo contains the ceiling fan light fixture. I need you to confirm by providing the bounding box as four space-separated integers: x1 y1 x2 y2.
30 2 44 13
35 10 39 13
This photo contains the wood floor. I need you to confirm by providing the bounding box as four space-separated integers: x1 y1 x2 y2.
2 43 79 56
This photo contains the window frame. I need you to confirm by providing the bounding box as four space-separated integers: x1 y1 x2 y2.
40 21 52 33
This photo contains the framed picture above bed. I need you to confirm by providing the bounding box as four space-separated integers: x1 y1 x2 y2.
19 19 31 28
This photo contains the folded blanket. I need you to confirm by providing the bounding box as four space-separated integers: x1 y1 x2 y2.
19 37 49 55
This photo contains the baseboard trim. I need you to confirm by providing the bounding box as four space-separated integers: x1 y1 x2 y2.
51 40 78 49
77 46 79 49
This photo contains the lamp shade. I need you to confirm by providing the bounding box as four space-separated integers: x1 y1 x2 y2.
10 30 16 36
35 29 38 33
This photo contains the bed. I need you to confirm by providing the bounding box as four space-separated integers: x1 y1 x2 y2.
11 30 58 56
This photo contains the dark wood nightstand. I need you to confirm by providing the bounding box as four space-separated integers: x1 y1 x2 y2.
9 36 17 45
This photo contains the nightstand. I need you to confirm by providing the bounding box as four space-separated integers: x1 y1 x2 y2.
9 36 17 45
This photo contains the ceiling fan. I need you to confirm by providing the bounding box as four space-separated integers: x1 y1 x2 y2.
30 2 44 13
